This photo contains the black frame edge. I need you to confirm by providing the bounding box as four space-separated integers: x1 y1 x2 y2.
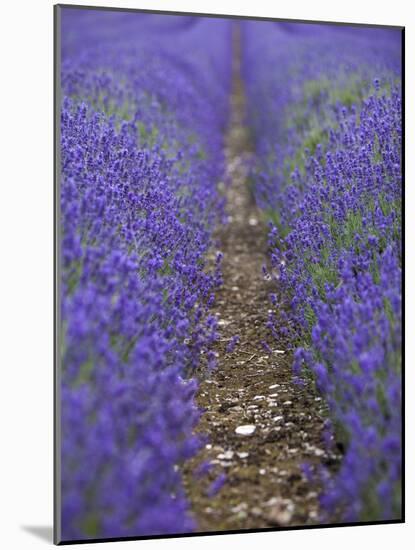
401 25 405 524
55 3 404 30
54 3 62 546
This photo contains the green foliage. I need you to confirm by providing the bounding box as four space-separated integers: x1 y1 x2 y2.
81 514 100 538
137 121 160 148
73 358 95 387
94 93 133 121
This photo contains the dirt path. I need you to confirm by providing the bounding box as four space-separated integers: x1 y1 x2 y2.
183 25 337 532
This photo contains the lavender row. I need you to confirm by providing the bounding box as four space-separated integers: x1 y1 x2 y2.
242 21 402 521
60 10 231 540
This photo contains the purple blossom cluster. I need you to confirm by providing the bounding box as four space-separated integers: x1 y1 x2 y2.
242 22 402 521
59 9 231 541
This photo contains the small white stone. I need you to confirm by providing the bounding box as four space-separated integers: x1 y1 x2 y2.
269 384 280 389
237 452 249 459
273 416 284 423
217 450 234 460
248 218 258 226
231 502 248 513
314 448 325 457
266 499 294 525
253 395 265 401
235 424 256 436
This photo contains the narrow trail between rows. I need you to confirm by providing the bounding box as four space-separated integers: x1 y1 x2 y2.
183 25 335 532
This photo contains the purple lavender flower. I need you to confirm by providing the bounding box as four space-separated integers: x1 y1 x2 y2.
226 335 240 353
242 20 402 522
59 7 232 541
207 473 227 497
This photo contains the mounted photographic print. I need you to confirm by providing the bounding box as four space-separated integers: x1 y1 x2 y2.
54 4 404 545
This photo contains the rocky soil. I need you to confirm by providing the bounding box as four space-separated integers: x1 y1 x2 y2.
183 25 340 533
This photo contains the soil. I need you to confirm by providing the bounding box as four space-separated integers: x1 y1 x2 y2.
182 26 339 532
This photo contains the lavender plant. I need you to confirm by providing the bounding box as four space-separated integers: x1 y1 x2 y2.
60 9 403 536
60 9 231 540
242 21 402 522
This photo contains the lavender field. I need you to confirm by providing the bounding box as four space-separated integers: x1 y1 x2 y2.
58 7 402 542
